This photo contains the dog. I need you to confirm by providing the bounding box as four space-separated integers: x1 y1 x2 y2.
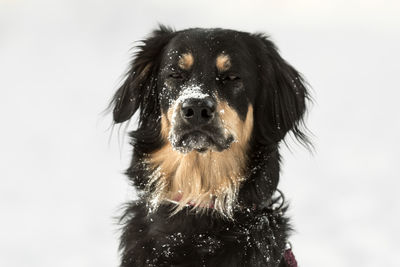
110 25 310 267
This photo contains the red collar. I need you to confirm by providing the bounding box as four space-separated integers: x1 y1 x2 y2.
283 247 297 267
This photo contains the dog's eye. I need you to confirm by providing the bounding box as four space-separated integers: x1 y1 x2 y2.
227 75 240 81
219 74 240 82
169 73 183 79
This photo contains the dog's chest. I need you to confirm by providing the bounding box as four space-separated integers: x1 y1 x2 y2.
121 202 288 267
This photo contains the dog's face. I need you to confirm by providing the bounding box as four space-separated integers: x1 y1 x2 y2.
158 29 257 153
110 26 309 216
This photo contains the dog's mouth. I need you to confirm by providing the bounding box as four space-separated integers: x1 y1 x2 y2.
170 129 234 153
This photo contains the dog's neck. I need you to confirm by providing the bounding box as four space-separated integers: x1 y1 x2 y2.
148 145 282 216
146 141 249 217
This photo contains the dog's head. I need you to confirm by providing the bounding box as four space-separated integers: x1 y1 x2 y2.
110 26 309 217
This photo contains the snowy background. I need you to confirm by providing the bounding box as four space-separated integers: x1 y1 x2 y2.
1 0 399 266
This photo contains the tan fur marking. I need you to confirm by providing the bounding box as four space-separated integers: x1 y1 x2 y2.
178 53 194 70
216 54 231 72
151 103 253 217
160 110 172 141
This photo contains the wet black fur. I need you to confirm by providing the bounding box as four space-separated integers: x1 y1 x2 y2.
110 25 310 267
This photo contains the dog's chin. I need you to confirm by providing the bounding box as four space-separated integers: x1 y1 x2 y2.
172 131 234 154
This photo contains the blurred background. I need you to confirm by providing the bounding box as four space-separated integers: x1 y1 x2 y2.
1 0 399 266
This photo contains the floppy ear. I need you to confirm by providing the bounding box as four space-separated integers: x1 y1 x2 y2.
253 34 310 146
110 25 175 123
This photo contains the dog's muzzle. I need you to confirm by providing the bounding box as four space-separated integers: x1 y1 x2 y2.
169 97 233 153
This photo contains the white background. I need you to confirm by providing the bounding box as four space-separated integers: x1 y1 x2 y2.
1 0 399 266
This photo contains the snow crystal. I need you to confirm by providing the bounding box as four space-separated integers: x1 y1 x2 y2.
175 84 209 102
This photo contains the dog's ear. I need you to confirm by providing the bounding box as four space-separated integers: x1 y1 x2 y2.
253 34 310 146
111 25 175 123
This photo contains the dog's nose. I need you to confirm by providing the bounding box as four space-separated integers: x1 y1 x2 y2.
181 98 216 125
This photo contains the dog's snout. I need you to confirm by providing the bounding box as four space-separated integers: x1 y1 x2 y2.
181 98 216 125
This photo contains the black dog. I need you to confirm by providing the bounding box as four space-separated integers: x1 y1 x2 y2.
110 25 310 267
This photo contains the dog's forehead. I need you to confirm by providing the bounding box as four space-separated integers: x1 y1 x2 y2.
164 29 245 66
